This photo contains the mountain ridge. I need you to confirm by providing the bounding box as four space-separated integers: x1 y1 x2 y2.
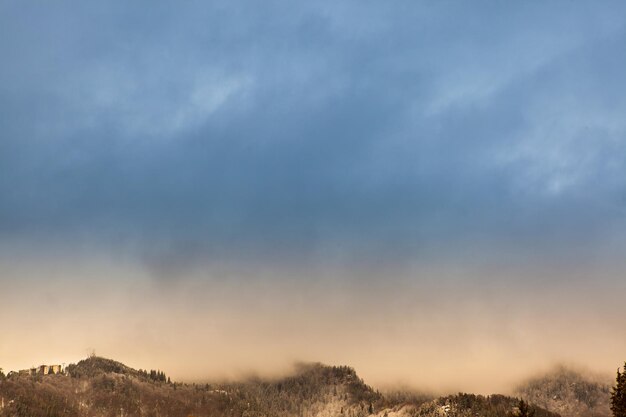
1 356 562 417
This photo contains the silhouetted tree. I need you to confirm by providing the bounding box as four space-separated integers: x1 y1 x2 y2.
518 399 535 417
611 363 626 417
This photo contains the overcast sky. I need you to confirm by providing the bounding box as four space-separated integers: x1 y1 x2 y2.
1 1 626 392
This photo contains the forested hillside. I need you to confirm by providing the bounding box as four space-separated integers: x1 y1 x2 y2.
515 366 611 417
0 357 559 417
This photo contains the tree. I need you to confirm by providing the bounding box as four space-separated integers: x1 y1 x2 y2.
518 399 535 417
611 363 626 417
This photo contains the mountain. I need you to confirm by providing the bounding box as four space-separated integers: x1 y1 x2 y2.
0 356 559 417
515 365 612 417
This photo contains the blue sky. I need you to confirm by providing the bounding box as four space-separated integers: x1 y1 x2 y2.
1 1 626 390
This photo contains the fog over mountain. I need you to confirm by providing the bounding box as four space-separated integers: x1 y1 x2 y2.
0 356 562 417
516 365 613 417
2 0 626 396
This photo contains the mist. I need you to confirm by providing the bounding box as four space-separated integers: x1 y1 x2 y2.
2 0 626 401
2 248 625 394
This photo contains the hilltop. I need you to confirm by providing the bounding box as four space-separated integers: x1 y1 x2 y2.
0 356 559 417
515 365 612 417
65 357 140 379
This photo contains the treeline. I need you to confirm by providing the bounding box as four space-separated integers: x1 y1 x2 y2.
0 358 382 417
0 357 563 417
414 394 557 417
137 369 170 383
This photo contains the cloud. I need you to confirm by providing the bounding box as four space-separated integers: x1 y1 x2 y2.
3 2 626 392
0 1 625 276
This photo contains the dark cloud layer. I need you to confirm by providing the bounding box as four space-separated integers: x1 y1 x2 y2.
2 2 626 391
1 1 626 274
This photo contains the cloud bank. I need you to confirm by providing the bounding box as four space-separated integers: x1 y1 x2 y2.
1 1 626 393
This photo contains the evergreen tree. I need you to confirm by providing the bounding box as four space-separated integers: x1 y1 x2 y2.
518 399 535 417
611 363 626 417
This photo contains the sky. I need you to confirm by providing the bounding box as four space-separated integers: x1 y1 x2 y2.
1 1 626 393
